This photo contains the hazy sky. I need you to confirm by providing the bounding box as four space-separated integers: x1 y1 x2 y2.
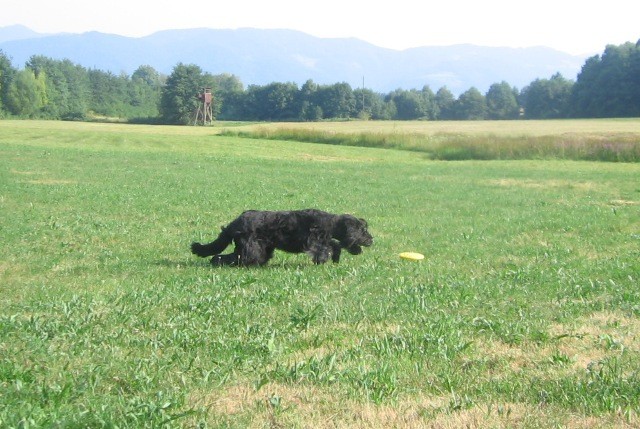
3 0 638 55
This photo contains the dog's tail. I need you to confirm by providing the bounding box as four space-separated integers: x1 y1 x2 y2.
191 230 233 257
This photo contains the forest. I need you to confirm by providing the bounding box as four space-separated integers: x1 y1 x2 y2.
0 40 638 124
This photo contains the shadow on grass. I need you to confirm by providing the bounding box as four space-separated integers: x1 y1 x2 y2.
154 258 203 268
171 257 333 271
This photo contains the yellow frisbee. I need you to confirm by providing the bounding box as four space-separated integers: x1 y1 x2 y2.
399 252 425 261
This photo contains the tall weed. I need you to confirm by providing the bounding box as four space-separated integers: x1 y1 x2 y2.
221 127 640 162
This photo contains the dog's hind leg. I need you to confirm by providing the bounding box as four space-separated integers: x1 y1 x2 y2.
263 246 275 265
234 234 270 266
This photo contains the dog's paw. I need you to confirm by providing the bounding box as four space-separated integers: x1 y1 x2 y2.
346 245 362 255
210 253 241 266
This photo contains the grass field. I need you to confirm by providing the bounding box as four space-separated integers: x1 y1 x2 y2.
1 120 639 428
222 118 640 162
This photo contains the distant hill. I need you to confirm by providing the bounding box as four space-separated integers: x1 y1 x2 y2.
0 25 49 43
0 26 589 95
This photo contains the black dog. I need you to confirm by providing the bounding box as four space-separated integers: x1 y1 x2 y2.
191 209 373 266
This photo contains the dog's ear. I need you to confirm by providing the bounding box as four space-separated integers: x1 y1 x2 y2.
332 216 346 239
333 215 356 240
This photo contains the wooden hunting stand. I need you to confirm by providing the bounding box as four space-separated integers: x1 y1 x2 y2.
193 87 214 125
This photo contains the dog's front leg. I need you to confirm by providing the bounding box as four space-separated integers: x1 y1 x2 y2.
330 241 342 263
308 243 331 264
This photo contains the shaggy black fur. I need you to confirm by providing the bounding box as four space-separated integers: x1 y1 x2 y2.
191 209 373 266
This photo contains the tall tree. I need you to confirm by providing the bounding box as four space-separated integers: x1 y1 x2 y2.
88 69 130 118
130 65 164 119
521 73 573 119
210 73 242 120
486 81 520 119
388 89 426 120
435 87 455 120
242 82 299 120
264 82 299 120
420 85 439 119
315 82 355 119
454 87 487 120
571 42 640 117
26 56 90 119
0 50 17 115
631 40 640 115
353 88 388 120
298 79 322 121
5 69 47 117
160 63 211 125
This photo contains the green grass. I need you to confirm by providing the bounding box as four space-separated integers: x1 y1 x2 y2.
1 120 639 428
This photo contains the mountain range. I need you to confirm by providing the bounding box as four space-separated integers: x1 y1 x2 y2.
0 25 590 95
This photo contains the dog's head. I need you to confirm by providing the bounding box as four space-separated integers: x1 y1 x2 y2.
333 215 373 255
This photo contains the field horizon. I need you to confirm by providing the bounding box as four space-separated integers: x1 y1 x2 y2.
1 119 639 427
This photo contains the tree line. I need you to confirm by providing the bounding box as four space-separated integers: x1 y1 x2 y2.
1 40 638 123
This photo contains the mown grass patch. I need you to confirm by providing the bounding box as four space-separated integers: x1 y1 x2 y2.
1 120 639 427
